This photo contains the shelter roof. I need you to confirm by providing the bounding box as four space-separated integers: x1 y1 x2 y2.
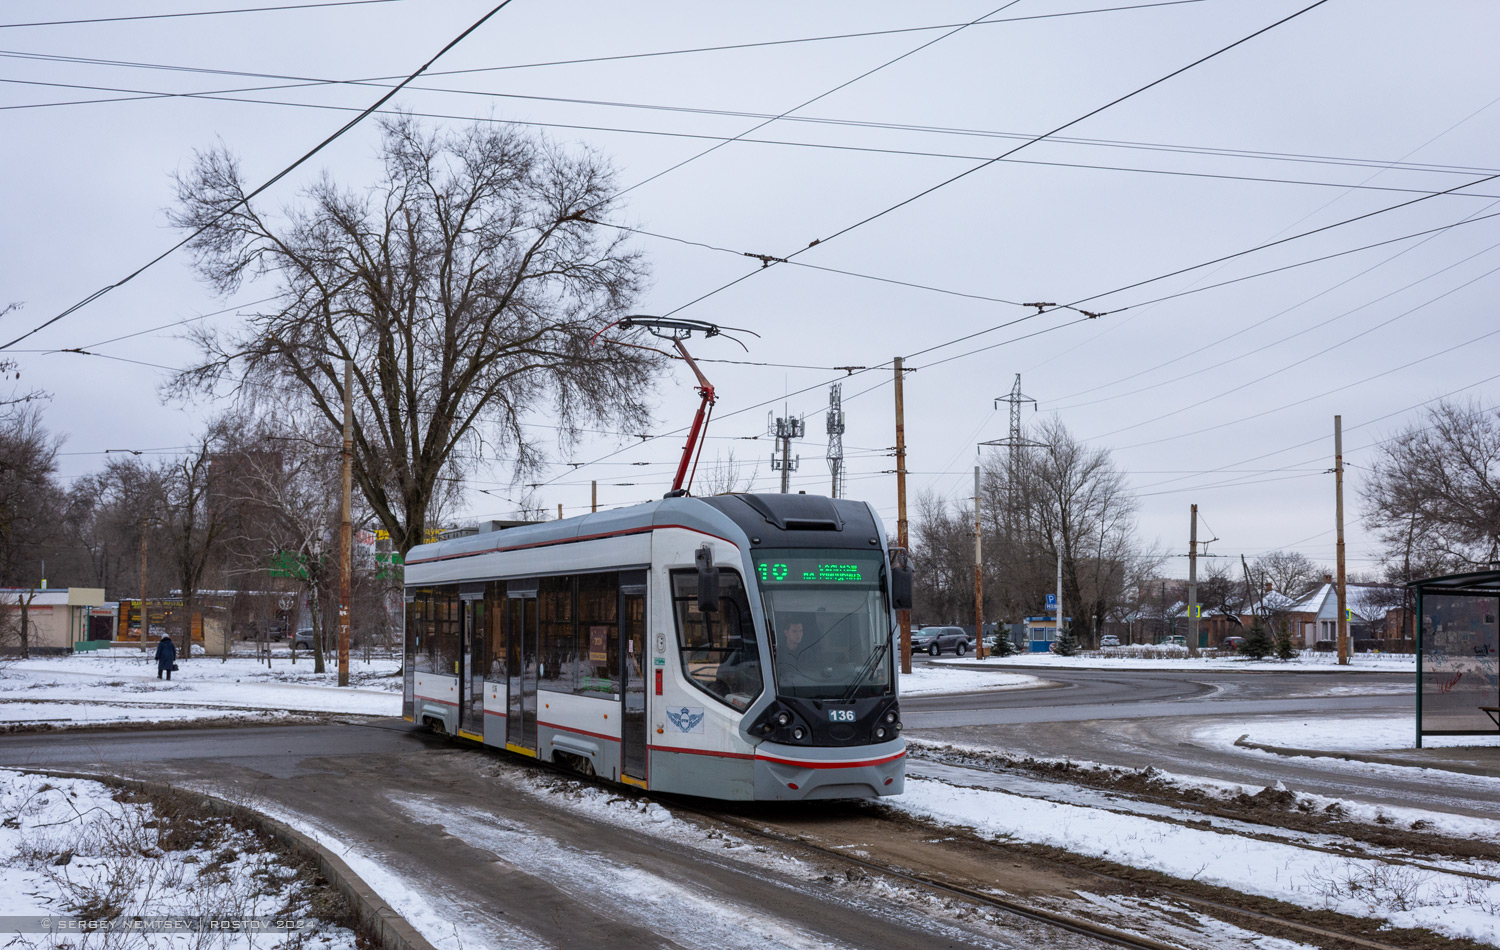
1407 569 1500 593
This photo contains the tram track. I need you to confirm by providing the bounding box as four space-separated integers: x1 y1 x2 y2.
678 802 1441 950
432 722 1483 950
903 749 1500 882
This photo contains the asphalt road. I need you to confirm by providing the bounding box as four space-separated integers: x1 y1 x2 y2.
903 665 1500 819
0 722 1114 950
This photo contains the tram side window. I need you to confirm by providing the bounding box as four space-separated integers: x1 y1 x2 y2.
406 589 433 673
431 587 461 677
671 570 762 710
538 575 576 692
484 580 507 679
576 572 620 696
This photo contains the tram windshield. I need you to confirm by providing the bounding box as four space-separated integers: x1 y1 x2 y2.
754 548 894 700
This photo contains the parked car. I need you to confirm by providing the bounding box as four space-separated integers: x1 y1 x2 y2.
1222 636 1246 651
911 625 971 656
1100 635 1121 648
1165 635 1187 647
292 627 315 651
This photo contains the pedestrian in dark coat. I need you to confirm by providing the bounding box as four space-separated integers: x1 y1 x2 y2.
155 634 177 681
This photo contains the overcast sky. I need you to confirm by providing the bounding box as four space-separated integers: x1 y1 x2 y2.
5 0 1499 580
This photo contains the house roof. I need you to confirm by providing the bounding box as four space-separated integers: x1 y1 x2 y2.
1282 582 1388 623
0 588 106 608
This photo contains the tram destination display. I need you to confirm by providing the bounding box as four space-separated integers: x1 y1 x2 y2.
753 551 882 586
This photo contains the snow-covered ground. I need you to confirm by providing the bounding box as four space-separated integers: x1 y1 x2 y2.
938 649 1417 673
0 769 360 949
1197 714 1500 753
897 666 1039 695
0 651 1036 731
890 772 1500 945
0 651 401 727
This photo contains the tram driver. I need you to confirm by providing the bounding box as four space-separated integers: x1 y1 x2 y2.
774 614 842 684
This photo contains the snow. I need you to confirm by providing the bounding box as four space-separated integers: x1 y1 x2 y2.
0 769 361 948
891 775 1500 945
937 649 1418 673
400 795 843 950
898 666 1040 695
1196 714 1500 753
0 651 400 727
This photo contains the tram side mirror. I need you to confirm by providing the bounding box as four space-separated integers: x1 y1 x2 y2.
888 547 913 611
695 544 720 613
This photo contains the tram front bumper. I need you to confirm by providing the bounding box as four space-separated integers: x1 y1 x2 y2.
752 739 906 800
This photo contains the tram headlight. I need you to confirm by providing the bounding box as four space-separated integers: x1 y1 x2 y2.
874 726 887 740
883 711 896 724
775 711 792 727
792 727 806 741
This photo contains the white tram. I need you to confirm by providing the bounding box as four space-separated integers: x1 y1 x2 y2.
402 492 909 800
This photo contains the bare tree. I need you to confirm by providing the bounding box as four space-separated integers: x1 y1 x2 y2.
213 414 348 671
169 114 662 557
1364 399 1500 573
991 417 1153 645
910 491 975 625
909 419 1157 643
697 449 759 496
0 406 62 592
1250 549 1328 596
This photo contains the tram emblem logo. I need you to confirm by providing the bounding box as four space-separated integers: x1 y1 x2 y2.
666 706 704 734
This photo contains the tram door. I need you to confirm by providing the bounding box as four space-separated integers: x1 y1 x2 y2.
459 586 484 736
620 574 648 782
506 582 539 752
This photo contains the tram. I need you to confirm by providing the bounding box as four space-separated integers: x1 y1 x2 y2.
402 491 910 800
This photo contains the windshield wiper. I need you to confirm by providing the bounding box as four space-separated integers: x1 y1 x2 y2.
842 640 890 702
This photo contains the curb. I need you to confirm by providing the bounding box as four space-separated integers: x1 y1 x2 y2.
13 768 437 950
1231 735 1500 778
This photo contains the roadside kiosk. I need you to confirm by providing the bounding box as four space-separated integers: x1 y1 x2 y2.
1409 571 1500 747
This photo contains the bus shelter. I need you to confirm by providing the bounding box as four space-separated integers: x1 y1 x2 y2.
1410 570 1500 747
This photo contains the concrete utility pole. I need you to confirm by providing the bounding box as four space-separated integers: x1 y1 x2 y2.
974 464 986 660
826 383 845 498
770 413 805 493
1335 415 1349 665
1187 503 1199 657
894 357 911 674
338 359 353 687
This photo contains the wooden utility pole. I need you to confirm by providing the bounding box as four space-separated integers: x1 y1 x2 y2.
1335 415 1349 665
139 514 149 651
894 357 911 674
338 359 353 687
1187 504 1199 656
974 464 986 660
591 480 598 513
558 503 564 520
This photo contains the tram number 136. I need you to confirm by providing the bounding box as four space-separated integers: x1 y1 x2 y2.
828 709 856 723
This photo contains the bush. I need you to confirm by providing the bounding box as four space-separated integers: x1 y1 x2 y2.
1275 627 1298 660
989 633 1019 657
1241 619 1274 660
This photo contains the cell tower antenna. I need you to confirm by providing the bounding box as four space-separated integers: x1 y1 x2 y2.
770 410 804 494
826 383 846 498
